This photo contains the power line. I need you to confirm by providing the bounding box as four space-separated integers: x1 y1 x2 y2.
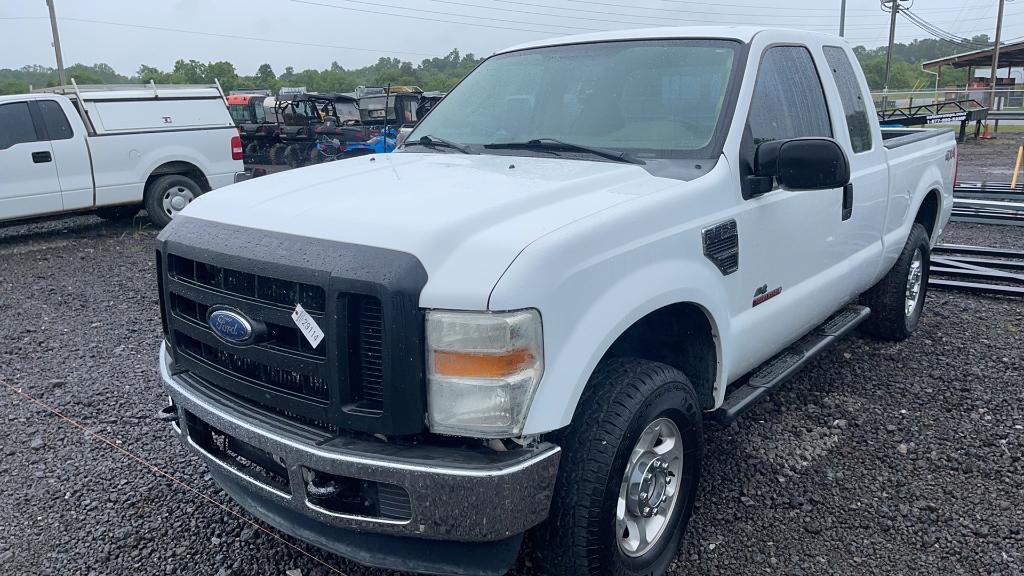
423 0 691 28
566 0 1018 26
2 15 439 58
291 0 599 34
568 0 1005 16
499 0 986 23
901 9 990 48
425 0 995 32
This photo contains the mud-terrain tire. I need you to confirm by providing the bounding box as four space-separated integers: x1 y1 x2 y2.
284 144 305 168
268 143 287 165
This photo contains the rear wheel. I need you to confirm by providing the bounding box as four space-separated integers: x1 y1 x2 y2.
268 143 287 165
537 358 703 576
143 174 203 228
861 223 931 341
284 144 305 168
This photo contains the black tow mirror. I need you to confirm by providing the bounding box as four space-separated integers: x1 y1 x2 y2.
751 137 850 193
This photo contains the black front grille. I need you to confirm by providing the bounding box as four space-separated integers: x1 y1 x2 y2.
158 219 428 436
176 331 330 400
171 292 325 358
169 254 326 313
349 294 384 413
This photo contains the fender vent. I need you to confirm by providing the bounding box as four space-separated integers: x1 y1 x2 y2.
702 220 739 275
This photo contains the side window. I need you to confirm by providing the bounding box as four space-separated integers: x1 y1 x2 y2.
747 46 832 145
823 46 873 153
37 100 74 141
0 102 40 150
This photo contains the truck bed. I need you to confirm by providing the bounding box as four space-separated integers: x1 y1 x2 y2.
880 127 955 149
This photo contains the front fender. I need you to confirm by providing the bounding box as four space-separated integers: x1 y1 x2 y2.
489 226 733 434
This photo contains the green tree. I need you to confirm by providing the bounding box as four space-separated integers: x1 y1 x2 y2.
0 79 29 95
137 64 171 84
207 61 239 91
171 59 209 84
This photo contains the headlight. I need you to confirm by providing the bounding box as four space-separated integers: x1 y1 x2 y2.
426 309 543 438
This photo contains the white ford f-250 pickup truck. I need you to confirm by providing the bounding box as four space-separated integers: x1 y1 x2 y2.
155 27 955 576
0 85 242 228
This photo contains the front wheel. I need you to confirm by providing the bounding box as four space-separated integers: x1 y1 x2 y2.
861 223 931 341
537 358 703 576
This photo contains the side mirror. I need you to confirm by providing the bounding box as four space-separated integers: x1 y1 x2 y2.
751 137 850 193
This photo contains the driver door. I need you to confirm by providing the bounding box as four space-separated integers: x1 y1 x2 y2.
0 101 63 220
726 45 851 375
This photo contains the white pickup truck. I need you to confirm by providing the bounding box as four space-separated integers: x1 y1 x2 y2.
155 28 955 576
0 85 242 228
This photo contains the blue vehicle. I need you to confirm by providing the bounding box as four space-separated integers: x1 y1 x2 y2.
342 128 397 156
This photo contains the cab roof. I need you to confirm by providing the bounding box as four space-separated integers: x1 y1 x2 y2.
227 94 261 105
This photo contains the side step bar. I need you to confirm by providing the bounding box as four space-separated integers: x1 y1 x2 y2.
712 304 871 425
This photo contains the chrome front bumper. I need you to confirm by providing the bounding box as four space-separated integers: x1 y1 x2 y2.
158 344 560 543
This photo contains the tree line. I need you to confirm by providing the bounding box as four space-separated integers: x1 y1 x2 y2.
0 49 482 95
0 37 996 97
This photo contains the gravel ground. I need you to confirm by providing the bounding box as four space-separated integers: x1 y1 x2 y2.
955 133 1024 182
1 197 1022 575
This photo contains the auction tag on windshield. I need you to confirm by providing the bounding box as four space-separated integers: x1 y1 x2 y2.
291 303 324 349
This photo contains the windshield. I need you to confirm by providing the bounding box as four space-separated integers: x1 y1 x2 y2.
337 101 360 122
228 104 254 123
410 39 740 159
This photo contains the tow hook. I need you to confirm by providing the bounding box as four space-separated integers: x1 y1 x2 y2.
157 404 178 423
306 474 341 499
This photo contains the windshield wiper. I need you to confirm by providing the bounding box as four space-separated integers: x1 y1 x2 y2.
483 138 645 165
404 134 472 154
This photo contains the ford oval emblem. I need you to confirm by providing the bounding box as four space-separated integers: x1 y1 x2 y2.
208 309 254 345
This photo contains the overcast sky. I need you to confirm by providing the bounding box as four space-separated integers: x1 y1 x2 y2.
1 0 1022 76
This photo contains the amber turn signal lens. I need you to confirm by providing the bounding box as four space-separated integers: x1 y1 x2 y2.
433 348 535 378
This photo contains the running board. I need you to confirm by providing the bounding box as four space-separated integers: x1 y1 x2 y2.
712 304 871 425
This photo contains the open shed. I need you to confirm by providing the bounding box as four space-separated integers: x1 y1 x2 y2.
922 39 1024 88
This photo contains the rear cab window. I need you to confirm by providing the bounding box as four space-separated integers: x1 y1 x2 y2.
822 46 873 153
37 99 75 140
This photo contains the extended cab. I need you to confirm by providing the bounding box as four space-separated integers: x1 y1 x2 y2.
0 84 243 228
155 28 955 576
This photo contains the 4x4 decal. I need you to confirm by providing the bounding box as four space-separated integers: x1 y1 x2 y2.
753 284 783 307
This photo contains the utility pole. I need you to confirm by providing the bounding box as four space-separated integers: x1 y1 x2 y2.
839 0 847 37
988 0 1005 110
46 0 66 86
882 0 902 95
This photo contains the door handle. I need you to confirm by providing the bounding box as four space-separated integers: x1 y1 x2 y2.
842 183 854 221
32 151 52 163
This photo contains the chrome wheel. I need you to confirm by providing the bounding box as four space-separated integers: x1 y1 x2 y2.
905 248 924 317
162 185 195 219
616 417 684 558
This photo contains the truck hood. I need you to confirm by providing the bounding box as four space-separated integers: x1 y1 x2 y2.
183 152 668 309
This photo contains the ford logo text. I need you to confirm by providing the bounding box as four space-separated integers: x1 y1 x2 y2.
208 308 255 345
